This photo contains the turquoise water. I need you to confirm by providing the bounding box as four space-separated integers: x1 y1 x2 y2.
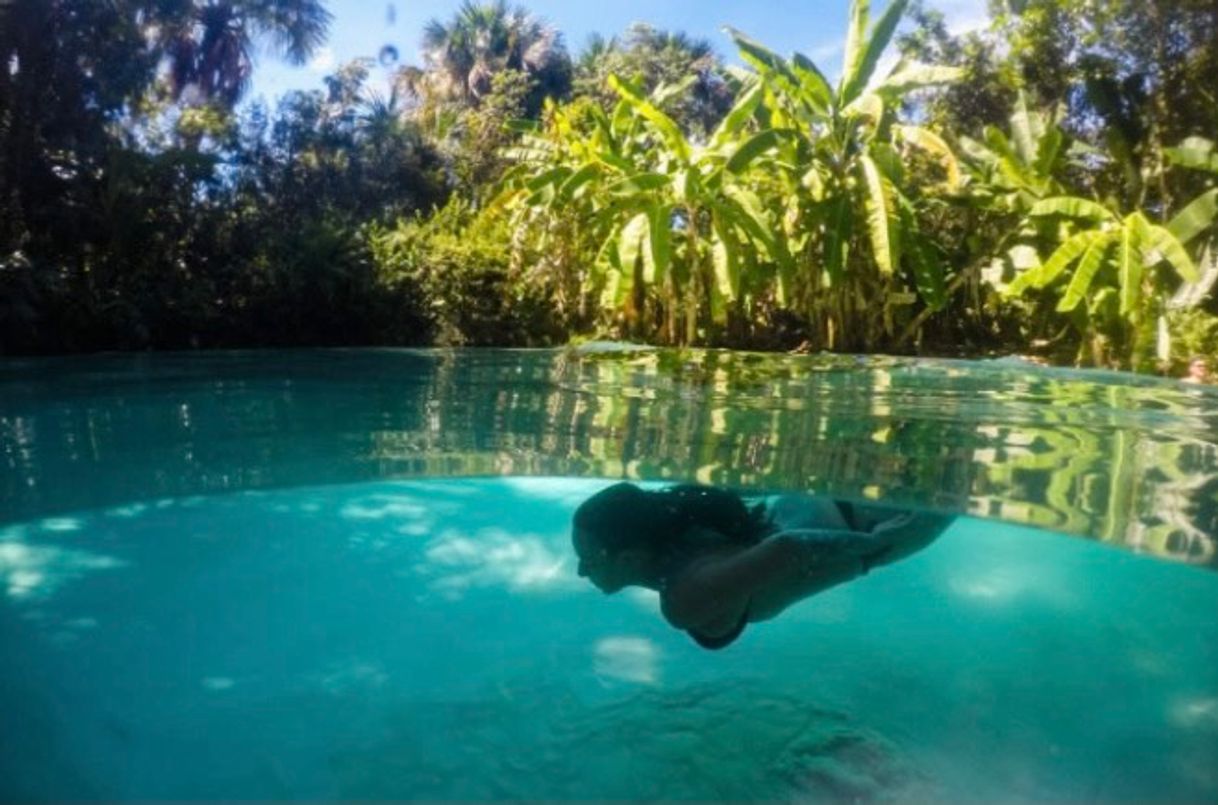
2 349 1217 801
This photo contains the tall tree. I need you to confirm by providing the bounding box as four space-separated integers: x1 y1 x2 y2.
573 24 734 137
414 0 570 110
992 0 1218 211
154 0 332 109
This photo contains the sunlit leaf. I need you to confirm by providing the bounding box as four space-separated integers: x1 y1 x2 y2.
1165 137 1218 174
841 0 871 97
844 0 908 102
1057 232 1113 312
599 239 633 309
525 166 571 193
644 204 672 285
559 163 600 200
606 172 669 195
1166 189 1218 245
652 75 698 106
716 194 794 300
860 155 897 274
1170 246 1218 310
609 75 691 162
1116 217 1144 316
790 53 832 111
724 27 803 100
1009 91 1039 166
711 216 741 302
896 125 960 188
877 64 962 95
617 212 649 279
1142 222 1200 284
726 129 782 174
1011 229 1105 293
801 166 825 199
710 82 764 149
1028 196 1116 221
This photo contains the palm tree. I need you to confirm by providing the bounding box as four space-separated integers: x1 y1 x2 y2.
156 0 332 109
576 33 619 78
574 24 732 136
418 0 569 106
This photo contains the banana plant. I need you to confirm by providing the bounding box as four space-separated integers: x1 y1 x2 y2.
1163 136 1218 317
725 0 962 350
1166 137 1218 176
959 93 1072 212
502 75 794 344
1001 136 1218 368
1005 196 1202 368
959 93 1078 291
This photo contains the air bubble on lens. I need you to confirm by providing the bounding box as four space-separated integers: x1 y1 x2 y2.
379 45 399 67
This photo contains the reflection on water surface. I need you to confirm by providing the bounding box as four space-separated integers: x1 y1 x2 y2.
2 347 1217 566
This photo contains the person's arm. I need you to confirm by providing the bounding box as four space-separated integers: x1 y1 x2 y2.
661 529 876 631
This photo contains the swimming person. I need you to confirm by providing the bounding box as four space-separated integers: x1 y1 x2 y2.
571 483 953 649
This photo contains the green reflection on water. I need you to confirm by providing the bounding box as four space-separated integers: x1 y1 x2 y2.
2 347 1216 567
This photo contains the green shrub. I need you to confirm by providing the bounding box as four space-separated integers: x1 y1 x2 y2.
371 198 563 346
1166 308 1218 372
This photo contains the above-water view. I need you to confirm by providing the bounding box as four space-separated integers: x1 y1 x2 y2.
2 348 1217 802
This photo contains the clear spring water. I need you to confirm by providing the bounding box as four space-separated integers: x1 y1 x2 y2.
1 348 1216 802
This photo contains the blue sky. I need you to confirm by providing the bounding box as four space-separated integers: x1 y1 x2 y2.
251 0 989 104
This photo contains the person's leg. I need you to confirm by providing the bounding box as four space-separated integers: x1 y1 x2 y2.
860 511 954 571
767 494 851 532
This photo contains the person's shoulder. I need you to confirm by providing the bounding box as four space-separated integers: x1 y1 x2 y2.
659 547 745 628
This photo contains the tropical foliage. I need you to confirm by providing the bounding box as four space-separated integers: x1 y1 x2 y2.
403 0 570 114
723 2 964 351
3 0 1218 377
572 24 734 137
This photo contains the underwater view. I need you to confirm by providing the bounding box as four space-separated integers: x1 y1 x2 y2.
2 348 1217 802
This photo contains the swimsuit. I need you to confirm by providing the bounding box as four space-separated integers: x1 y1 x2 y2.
835 500 860 530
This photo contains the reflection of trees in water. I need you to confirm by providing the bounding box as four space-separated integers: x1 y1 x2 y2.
1 349 1217 566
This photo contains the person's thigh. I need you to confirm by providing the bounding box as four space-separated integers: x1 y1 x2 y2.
866 512 955 568
767 494 850 531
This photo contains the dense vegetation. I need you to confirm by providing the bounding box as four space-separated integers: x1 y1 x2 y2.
2 0 1217 373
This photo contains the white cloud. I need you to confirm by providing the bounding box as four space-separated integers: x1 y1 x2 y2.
308 46 336 74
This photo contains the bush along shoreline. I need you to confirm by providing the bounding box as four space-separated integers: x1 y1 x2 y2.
2 1 1216 378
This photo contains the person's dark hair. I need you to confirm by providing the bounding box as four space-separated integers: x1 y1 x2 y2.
573 482 773 557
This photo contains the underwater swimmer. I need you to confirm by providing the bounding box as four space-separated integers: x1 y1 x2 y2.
571 483 952 649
